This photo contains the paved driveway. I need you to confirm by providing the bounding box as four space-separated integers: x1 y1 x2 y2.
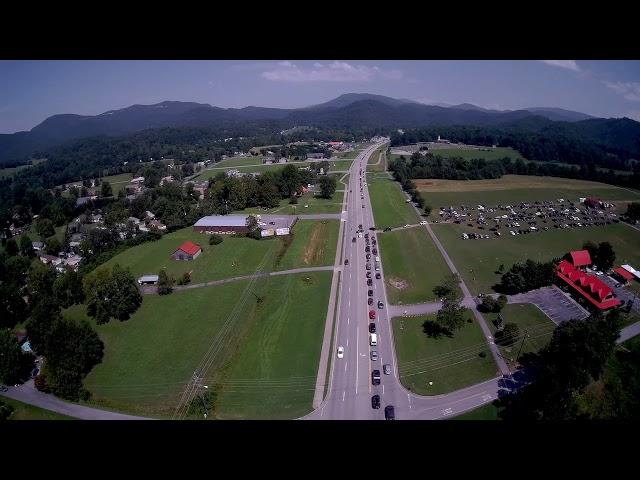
509 285 590 324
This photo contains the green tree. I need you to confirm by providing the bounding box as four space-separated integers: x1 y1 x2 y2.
432 274 460 302
596 242 615 271
624 202 640 223
157 269 174 295
208 234 223 245
495 322 520 347
0 328 26 384
35 218 55 239
279 164 301 197
83 264 142 324
5 237 19 257
19 235 34 258
436 299 466 333
53 271 85 308
0 400 15 420
187 390 216 419
45 237 62 256
28 260 56 299
424 205 433 216
318 176 337 199
101 181 113 197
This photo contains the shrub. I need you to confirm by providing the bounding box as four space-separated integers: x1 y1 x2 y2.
209 234 223 245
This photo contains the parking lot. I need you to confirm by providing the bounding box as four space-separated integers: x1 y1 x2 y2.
600 275 640 314
509 285 590 325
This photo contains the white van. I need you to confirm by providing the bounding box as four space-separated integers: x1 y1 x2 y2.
370 333 378 346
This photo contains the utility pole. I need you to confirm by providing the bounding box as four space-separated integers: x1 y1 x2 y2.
516 329 529 361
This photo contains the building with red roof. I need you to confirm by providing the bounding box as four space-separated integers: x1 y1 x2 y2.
171 241 202 261
556 259 621 310
612 266 635 284
569 250 592 268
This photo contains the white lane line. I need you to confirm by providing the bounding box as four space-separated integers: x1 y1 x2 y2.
355 324 359 394
347 317 350 325
382 384 385 394
342 391 345 402
407 393 412 409
344 362 347 372
346 337 349 347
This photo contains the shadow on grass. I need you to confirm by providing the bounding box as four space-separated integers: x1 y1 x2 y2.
422 320 453 338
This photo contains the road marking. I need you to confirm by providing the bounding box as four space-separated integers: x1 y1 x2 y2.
342 391 345 402
344 362 347 372
442 407 453 416
481 394 493 402
382 385 385 394
346 337 349 347
347 317 350 325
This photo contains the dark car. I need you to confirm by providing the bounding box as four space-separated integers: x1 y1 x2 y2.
358 224 363 230
368 298 374 305
384 405 395 420
365 246 370 252
366 264 371 271
372 370 381 385
375 272 381 279
368 289 373 297
372 395 381 409
366 253 371 260
344 259 349 265
367 279 373 286
352 237 356 242
369 227 376 231
364 233 369 238
372 248 378 255
366 272 372 279
369 310 376 320
378 301 384 309
383 364 392 375
369 322 376 333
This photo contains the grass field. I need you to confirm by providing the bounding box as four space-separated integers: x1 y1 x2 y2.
328 159 354 171
367 175 420 228
100 219 339 284
0 396 75 420
367 146 387 172
431 222 640 295
393 311 499 395
0 159 46 179
214 156 262 168
72 271 332 418
102 173 133 195
378 227 453 305
238 190 345 215
416 175 640 214
485 303 556 367
275 220 339 271
451 403 500 420
428 146 524 161
195 162 313 180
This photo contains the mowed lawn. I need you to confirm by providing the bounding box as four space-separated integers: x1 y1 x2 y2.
367 175 420 228
485 303 556 368
195 162 312 180
0 396 75 420
214 272 332 419
452 403 500 420
71 271 332 418
275 220 339 271
100 220 339 284
416 175 640 213
239 190 344 215
393 311 499 395
428 146 524 161
214 156 262 168
432 222 640 295
328 159 354 171
102 173 133 195
378 227 452 305
367 147 386 172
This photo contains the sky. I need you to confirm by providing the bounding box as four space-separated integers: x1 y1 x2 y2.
1 60 639 133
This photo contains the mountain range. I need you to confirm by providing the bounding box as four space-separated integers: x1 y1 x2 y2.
0 93 633 165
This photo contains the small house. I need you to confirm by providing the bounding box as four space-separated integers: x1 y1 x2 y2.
171 241 202 261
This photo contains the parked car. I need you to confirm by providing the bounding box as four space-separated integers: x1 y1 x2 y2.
369 310 376 320
375 273 381 279
384 405 395 420
404 224 411 228
352 237 356 242
367 279 373 286
369 322 376 333
370 350 378 361
383 364 392 375
368 289 373 297
372 370 381 385
420 220 427 225
366 272 372 278
372 248 377 255
378 301 384 309
372 394 381 409
344 259 349 265
368 297 374 305
366 264 371 271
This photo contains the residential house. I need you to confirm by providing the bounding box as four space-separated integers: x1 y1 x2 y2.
32 241 44 251
171 241 202 261
149 219 167 231
39 254 63 267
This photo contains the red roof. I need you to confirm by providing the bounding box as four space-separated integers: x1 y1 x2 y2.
614 267 634 281
570 250 592 267
175 241 201 256
556 260 621 310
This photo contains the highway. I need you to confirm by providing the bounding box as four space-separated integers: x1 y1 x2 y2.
306 143 514 420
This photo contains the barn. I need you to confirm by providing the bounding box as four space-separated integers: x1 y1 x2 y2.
193 215 250 234
171 241 202 261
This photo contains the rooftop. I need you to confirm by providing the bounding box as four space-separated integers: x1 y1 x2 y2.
194 215 249 227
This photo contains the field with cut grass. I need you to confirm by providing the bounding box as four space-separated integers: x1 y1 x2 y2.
393 311 499 395
0 396 75 420
102 173 134 195
416 175 640 213
428 146 525 161
485 303 556 368
378 227 453 305
214 156 262 168
70 270 332 418
452 403 500 420
367 146 387 172
367 175 420 228
431 222 640 295
238 190 344 215
275 220 339 271
195 161 312 180
328 159 354 171
100 218 339 284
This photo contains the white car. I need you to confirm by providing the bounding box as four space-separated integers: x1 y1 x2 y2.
404 224 411 228
420 220 427 225
337 346 344 359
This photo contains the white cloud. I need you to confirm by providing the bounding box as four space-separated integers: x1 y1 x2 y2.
604 81 640 102
625 110 640 121
540 60 580 71
260 61 403 83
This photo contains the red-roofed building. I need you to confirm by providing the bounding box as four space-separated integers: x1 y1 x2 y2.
171 241 202 261
569 250 592 268
556 259 621 310
612 266 634 284
584 197 603 209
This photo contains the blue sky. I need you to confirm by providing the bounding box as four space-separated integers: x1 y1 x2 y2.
0 60 639 133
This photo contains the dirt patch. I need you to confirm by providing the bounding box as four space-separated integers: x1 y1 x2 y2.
388 277 409 290
303 223 325 265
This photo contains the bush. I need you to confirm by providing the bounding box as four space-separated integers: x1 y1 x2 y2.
479 351 487 358
495 322 520 347
209 234 223 245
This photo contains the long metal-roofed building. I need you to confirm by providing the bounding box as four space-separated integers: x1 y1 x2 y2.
193 214 296 234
